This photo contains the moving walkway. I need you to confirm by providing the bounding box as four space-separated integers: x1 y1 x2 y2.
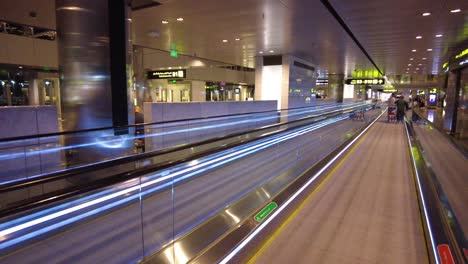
0 104 464 264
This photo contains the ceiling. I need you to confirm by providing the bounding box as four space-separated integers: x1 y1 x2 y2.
132 0 468 76
330 0 468 75
0 0 56 30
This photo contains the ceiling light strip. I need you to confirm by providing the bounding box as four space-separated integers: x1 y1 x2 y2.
320 0 384 76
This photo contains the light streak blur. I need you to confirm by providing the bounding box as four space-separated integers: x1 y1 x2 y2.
0 114 350 250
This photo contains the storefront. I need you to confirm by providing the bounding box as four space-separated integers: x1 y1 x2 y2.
205 82 253 102
143 69 192 103
141 69 255 104
0 65 59 108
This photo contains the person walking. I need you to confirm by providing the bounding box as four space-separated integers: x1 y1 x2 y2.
396 95 406 122
387 93 397 122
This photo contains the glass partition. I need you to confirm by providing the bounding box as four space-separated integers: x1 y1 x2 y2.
0 107 380 263
0 102 368 186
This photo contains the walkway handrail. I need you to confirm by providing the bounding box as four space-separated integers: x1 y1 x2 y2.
0 104 370 218
0 102 358 143
404 118 467 264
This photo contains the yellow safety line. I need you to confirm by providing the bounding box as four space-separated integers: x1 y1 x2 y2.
248 120 378 264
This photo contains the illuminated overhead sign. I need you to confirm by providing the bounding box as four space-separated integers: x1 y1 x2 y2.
351 70 382 78
383 88 397 93
442 62 448 69
345 78 385 85
429 88 437 94
148 69 186 79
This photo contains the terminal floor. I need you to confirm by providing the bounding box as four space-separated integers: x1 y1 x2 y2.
250 118 428 264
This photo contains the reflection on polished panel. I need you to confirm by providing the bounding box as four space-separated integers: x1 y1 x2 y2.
56 6 93 12
428 110 435 123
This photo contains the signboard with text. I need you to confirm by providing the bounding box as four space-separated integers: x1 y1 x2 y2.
147 69 186 79
316 79 329 85
345 78 385 85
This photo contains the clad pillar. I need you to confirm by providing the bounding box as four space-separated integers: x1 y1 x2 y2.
56 0 134 167
443 71 461 133
5 83 12 106
28 79 40 106
56 0 132 132
328 74 344 103
255 55 317 110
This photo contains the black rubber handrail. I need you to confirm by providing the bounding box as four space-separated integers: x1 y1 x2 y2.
0 104 367 194
0 102 352 143
0 106 368 218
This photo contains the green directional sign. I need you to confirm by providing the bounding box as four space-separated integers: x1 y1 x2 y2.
254 202 278 222
345 78 385 85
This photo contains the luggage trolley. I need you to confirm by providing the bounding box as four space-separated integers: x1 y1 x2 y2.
351 109 365 121
387 107 397 122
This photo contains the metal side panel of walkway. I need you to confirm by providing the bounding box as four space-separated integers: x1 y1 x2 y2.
249 118 429 264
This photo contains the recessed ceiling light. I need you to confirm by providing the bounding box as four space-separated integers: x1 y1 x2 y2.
435 34 443 37
243 59 247 62
427 48 432 51
422 12 431 16
259 51 263 54
416 36 422 39
412 49 417 52
410 58 414 60
235 38 240 41
450 9 461 13
408 64 412 66
269 50 274 53
176 17 184 21
18 66 23 69
418 63 422 66
407 68 410 70
161 20 169 24
222 39 228 43
416 68 419 70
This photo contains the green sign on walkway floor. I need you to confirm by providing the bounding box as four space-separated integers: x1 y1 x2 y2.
254 202 278 222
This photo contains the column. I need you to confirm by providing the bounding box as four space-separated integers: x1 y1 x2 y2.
444 70 461 133
328 74 344 103
255 55 317 110
56 0 134 168
56 0 132 132
191 80 206 102
5 82 12 106
28 79 40 105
